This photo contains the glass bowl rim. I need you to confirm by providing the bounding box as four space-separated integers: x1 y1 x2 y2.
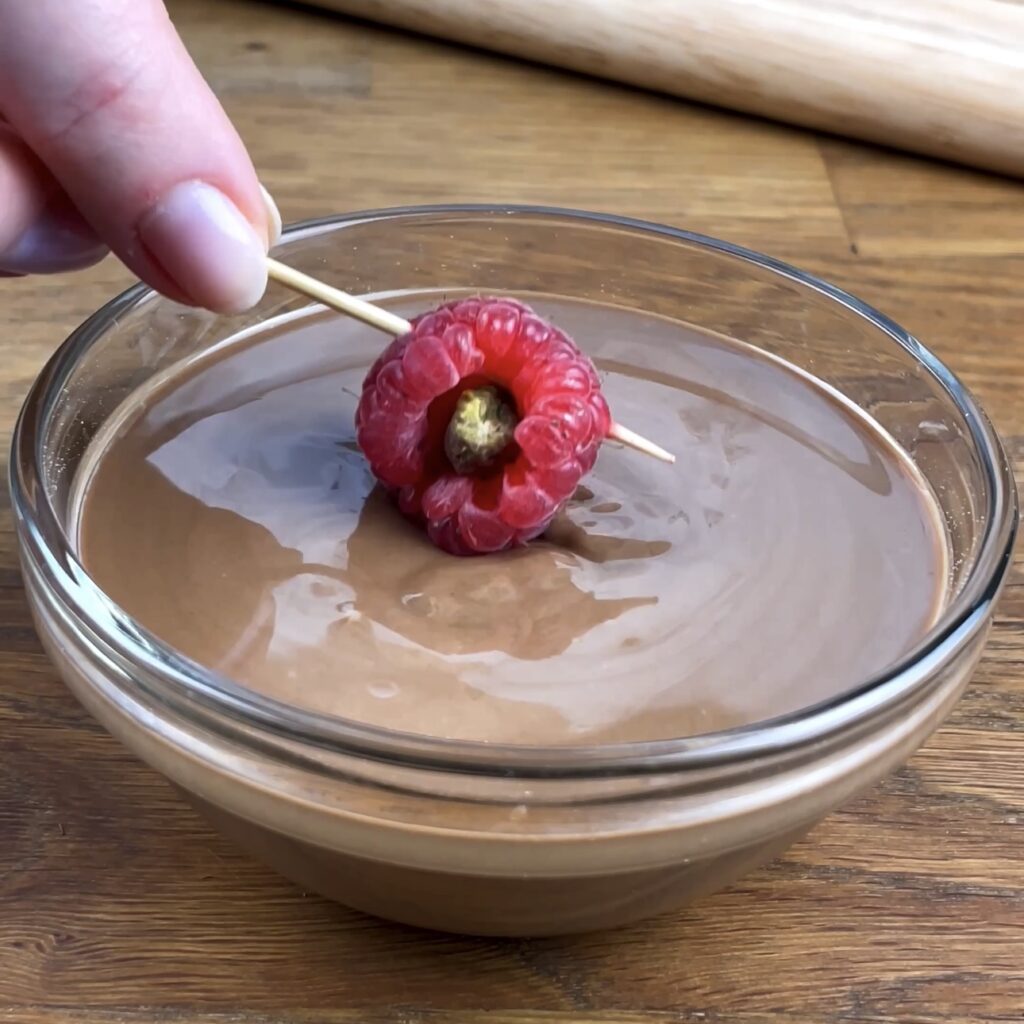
11 203 1019 778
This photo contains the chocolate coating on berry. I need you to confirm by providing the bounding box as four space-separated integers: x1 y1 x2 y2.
356 297 611 556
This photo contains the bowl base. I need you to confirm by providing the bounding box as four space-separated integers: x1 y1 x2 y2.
186 793 811 937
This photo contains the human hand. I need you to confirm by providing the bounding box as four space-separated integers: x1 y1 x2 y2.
0 0 280 313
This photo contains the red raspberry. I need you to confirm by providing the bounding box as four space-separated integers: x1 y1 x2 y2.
356 297 612 555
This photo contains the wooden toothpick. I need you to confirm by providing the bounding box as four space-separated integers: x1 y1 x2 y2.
266 258 411 336
606 422 675 464
266 257 675 464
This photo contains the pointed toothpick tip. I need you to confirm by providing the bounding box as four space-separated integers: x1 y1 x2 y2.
607 422 676 464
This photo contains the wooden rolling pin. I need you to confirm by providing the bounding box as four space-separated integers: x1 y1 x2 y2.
308 0 1024 178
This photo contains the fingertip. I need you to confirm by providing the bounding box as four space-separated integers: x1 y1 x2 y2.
138 180 268 315
260 184 283 247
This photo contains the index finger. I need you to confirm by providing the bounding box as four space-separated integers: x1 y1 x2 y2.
0 0 276 312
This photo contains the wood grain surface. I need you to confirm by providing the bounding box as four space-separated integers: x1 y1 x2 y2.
311 0 1024 178
2 1 1023 1021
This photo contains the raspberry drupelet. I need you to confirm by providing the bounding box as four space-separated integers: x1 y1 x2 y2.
356 297 612 555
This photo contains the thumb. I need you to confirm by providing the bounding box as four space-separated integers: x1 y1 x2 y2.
0 125 108 276
0 0 280 313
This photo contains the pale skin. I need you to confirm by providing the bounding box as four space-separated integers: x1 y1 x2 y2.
0 0 278 313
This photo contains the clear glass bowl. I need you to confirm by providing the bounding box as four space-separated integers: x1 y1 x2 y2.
11 206 1018 936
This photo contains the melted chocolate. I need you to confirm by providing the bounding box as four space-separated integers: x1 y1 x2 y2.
74 298 949 745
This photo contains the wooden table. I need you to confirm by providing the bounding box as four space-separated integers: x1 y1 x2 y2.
3 1 1023 1021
